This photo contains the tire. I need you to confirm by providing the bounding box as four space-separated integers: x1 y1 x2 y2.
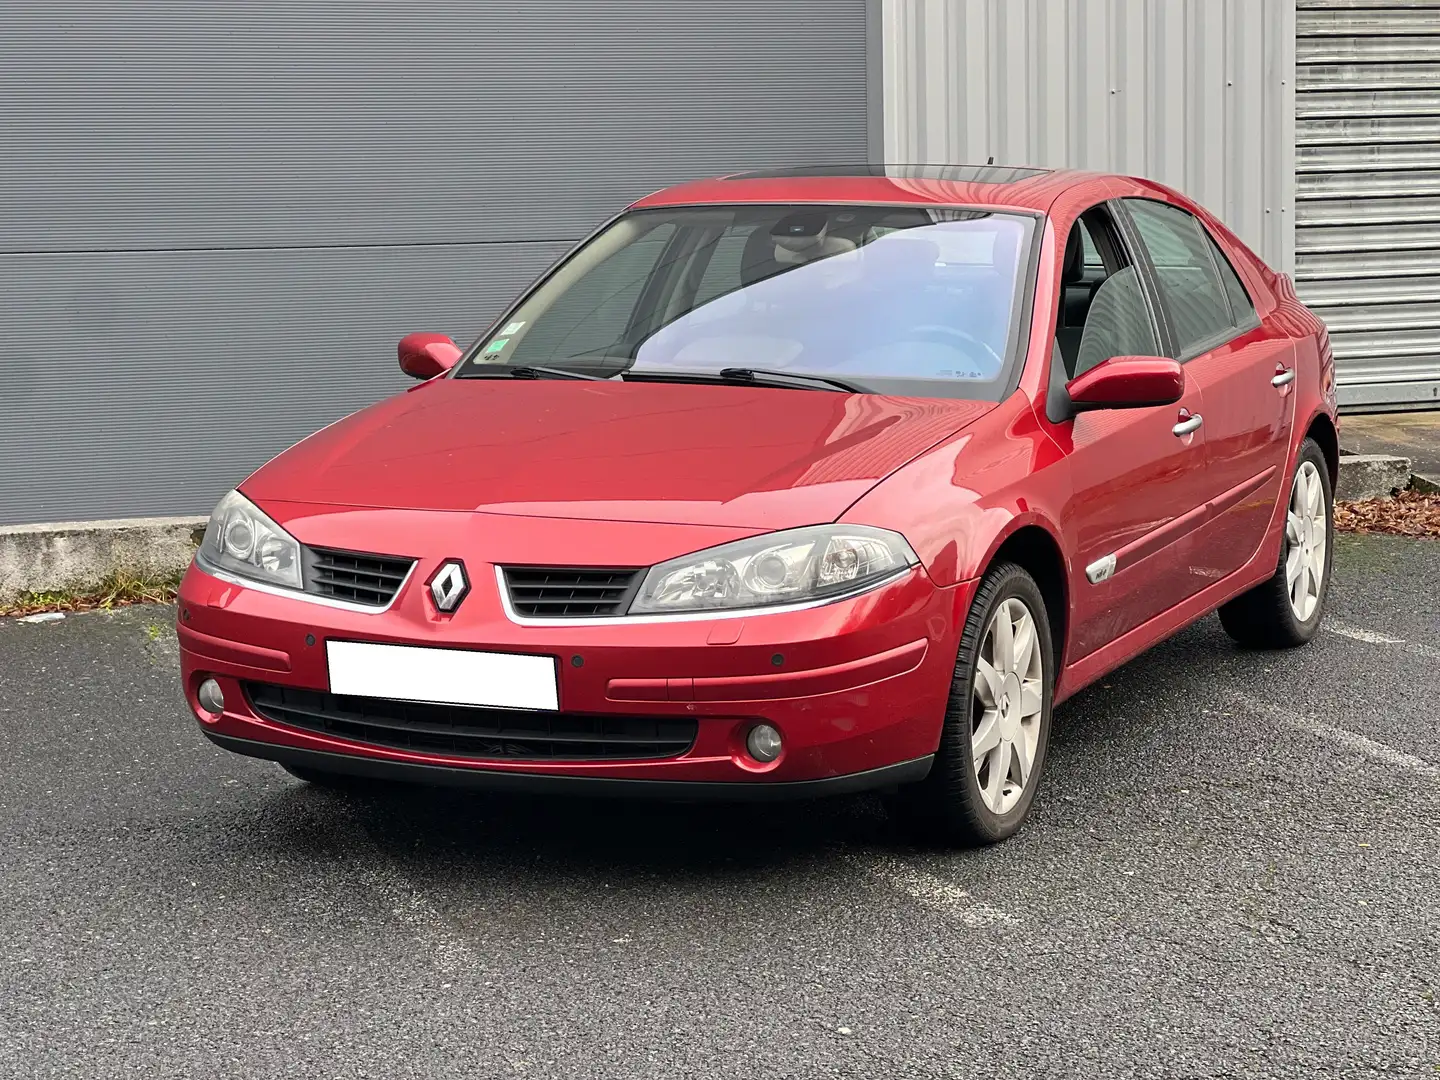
1218 437 1334 650
280 763 377 791
892 562 1055 846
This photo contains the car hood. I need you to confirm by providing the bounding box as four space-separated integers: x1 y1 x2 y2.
243 378 996 529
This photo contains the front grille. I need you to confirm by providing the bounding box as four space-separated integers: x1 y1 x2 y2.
304 547 414 607
502 566 644 619
245 683 697 761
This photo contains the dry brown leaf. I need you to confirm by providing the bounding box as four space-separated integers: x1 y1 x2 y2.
1335 489 1440 538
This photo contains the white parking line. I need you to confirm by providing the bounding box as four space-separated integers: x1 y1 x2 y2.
1325 621 1402 645
1229 692 1440 782
859 855 1020 926
1326 619 1440 660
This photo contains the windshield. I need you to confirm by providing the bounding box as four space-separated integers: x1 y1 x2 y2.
455 204 1038 399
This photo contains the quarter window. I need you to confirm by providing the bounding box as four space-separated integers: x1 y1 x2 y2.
1208 234 1257 326
1124 199 1235 357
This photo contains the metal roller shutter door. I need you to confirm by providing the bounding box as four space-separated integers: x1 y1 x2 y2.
1296 0 1440 410
0 1 872 526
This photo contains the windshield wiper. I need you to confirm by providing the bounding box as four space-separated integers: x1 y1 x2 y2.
459 364 608 382
623 367 864 393
716 368 864 393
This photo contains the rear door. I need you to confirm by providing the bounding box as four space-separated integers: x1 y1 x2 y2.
1119 198 1296 584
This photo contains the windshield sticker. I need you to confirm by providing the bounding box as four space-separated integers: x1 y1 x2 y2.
500 321 526 335
483 338 510 355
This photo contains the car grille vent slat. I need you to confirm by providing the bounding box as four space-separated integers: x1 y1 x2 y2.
244 683 696 762
502 567 644 618
305 547 414 607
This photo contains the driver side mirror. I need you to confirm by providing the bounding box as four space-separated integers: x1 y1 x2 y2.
1065 355 1184 412
398 332 462 380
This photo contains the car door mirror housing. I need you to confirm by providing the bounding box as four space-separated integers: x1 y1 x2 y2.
1065 355 1185 412
398 333 463 379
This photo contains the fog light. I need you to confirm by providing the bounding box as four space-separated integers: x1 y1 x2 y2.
745 723 782 763
197 678 225 715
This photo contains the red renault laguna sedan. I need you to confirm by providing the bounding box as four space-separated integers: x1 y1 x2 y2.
179 164 1337 844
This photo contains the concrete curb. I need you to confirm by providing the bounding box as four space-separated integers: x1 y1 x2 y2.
1335 453 1413 502
0 516 207 601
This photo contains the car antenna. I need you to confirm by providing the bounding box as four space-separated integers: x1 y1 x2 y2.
986 155 995 165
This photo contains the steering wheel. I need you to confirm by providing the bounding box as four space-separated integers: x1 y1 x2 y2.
903 324 1005 373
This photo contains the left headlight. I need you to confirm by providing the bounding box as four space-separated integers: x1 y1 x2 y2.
197 490 303 590
629 525 917 615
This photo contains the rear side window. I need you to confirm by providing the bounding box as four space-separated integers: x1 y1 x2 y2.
1124 199 1234 357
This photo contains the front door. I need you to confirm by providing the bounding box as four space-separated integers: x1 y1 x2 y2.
1043 207 1213 662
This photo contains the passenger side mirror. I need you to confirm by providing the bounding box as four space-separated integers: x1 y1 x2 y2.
398 332 462 380
1065 355 1184 412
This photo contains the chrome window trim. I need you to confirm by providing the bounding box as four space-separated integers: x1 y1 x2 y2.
494 565 916 627
194 551 416 615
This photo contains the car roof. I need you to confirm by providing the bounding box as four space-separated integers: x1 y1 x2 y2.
630 163 1121 215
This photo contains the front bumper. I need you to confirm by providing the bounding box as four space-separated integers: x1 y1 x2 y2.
203 730 934 799
178 543 972 795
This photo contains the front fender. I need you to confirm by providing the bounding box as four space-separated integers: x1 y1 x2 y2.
841 393 1072 587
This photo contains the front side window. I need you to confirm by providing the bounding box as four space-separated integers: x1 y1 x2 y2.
1055 205 1161 380
456 204 1039 400
1124 199 1235 357
1073 267 1160 377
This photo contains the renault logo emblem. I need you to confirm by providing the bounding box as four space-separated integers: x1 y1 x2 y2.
428 560 470 613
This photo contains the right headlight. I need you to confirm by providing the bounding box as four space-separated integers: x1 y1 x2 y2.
196 490 303 590
629 525 917 615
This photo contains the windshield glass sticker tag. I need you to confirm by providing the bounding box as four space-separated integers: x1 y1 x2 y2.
500 321 525 335
483 338 510 355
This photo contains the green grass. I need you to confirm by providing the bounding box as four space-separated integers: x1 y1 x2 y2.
1 568 185 618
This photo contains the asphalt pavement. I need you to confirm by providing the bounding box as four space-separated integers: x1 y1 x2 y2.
1 533 1436 1079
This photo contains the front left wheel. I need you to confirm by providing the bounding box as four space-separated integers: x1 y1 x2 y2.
892 562 1055 846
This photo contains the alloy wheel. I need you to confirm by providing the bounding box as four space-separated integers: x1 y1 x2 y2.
971 597 1045 815
1285 460 1327 623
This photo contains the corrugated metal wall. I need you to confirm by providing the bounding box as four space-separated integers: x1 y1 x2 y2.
881 0 1298 272
1295 0 1440 409
0 1 872 527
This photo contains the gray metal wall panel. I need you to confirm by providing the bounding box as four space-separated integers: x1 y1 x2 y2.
1296 0 1440 408
1 0 871 525
2 1 870 252
0 243 569 524
881 0 1297 274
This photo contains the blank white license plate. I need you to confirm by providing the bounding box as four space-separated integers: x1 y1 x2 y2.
326 641 558 711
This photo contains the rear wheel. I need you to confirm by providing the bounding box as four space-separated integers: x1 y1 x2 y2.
893 563 1054 846
1218 438 1333 649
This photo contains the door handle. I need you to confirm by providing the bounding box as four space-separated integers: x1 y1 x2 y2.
1172 412 1204 437
1272 369 1296 388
